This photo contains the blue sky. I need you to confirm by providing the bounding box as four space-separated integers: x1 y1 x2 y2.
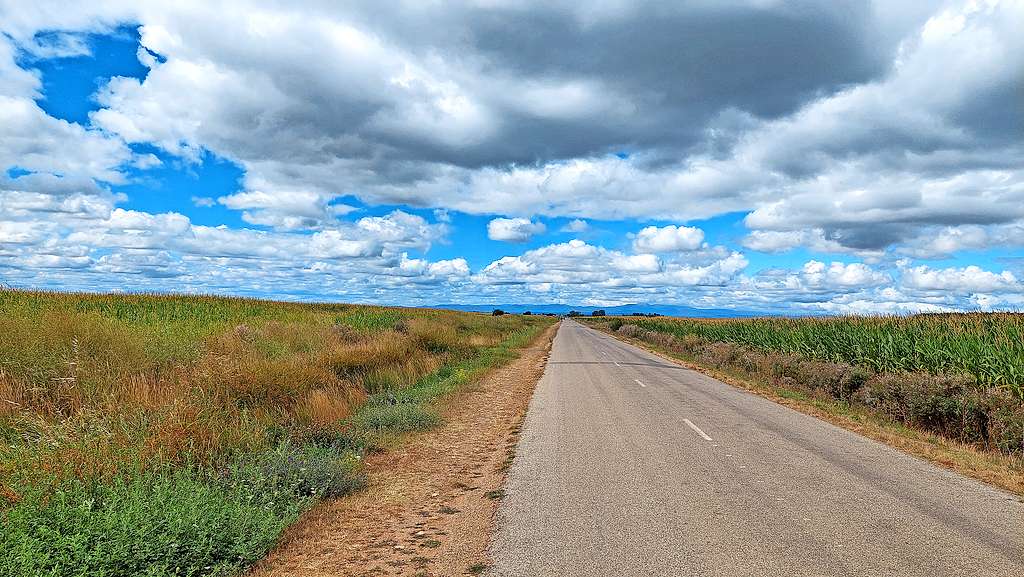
1 2 1022 313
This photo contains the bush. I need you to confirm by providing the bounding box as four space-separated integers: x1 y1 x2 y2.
698 342 741 369
492 309 505 316
226 442 365 501
988 395 1024 454
617 324 643 338
608 319 624 331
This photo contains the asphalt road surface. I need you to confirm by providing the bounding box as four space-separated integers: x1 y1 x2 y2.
489 320 1024 576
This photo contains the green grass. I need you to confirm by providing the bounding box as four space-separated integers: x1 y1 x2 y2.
0 290 553 577
350 402 442 435
590 313 1024 399
1 443 365 577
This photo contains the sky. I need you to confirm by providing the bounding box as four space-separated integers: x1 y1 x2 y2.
0 0 1022 314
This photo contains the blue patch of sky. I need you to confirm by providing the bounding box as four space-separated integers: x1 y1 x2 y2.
23 25 148 125
18 26 254 229
114 147 250 228
5 167 33 179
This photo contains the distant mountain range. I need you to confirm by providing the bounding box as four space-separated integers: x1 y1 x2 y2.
429 303 766 318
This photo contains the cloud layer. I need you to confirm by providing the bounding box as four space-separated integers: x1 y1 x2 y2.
0 0 1022 312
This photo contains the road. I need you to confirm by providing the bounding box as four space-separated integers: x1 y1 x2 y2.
489 320 1024 576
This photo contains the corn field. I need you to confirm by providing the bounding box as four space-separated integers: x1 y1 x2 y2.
614 313 1024 399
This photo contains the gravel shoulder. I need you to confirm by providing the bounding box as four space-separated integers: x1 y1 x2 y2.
251 323 557 577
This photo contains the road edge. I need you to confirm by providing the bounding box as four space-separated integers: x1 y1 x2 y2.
251 320 560 576
590 323 1024 498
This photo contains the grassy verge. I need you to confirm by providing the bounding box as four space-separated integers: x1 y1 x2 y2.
344 320 546 451
0 291 553 576
586 318 1024 497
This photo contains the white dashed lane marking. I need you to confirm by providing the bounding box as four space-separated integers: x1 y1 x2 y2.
683 418 713 441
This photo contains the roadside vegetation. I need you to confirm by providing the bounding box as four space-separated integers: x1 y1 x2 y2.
0 290 551 576
587 314 1024 458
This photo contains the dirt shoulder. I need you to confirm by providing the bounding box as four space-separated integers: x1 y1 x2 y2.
598 326 1024 497
251 323 557 577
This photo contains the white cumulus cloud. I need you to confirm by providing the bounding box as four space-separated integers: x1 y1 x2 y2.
633 225 705 253
487 217 546 243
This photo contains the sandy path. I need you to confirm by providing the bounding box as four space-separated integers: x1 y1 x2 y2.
251 323 557 577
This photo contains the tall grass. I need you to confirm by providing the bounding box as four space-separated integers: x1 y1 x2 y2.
0 290 552 576
595 313 1024 399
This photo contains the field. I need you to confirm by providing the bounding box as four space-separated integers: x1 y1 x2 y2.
0 290 552 576
587 314 1024 456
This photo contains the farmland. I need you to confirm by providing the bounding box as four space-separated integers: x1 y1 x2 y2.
0 290 552 576
586 314 1024 457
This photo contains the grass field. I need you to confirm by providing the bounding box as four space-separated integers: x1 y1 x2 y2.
586 314 1024 457
0 290 552 576
598 314 1024 398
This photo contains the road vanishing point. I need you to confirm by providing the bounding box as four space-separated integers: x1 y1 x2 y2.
489 320 1024 576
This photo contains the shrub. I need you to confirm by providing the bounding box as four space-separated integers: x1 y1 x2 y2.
226 442 365 501
617 324 644 338
988 395 1024 454
492 309 505 316
697 342 741 369
648 332 677 350
677 334 705 354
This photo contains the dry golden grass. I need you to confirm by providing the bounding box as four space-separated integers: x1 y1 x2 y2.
295 387 360 428
0 290 549 487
